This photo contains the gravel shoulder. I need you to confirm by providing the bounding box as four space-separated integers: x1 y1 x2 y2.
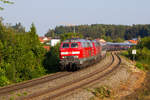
1 53 145 100
0 53 112 100
60 55 145 100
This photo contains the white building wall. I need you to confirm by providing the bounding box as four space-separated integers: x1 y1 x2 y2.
50 39 60 46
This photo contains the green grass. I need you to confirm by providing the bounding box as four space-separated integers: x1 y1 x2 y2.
87 86 113 100
23 92 28 96
136 62 145 70
9 96 15 100
120 51 129 57
16 93 21 96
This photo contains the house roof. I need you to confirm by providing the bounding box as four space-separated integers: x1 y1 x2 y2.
39 37 45 42
128 40 138 44
96 38 106 43
44 46 50 51
39 37 51 43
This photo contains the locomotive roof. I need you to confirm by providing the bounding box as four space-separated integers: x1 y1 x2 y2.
63 38 92 43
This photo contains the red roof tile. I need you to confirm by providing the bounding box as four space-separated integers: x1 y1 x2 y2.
128 40 138 44
44 46 50 51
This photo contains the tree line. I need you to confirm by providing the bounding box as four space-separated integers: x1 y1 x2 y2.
45 24 150 42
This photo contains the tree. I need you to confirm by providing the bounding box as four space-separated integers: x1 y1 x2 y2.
0 0 14 10
60 33 83 41
43 44 60 73
12 22 25 33
0 21 48 85
45 29 55 38
28 23 40 47
45 24 150 41
113 37 124 42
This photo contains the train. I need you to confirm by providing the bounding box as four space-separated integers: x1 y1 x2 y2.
59 38 107 71
106 42 136 51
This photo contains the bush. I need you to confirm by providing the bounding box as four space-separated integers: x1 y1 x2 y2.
0 76 10 87
121 51 129 57
88 86 112 100
136 62 145 70
123 37 150 71
43 44 60 73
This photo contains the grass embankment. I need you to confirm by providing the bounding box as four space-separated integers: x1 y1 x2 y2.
121 51 150 100
88 49 150 100
121 72 150 100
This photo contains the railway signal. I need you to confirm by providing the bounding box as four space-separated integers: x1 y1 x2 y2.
132 49 136 61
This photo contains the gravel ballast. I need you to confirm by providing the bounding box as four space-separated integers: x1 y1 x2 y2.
59 55 145 100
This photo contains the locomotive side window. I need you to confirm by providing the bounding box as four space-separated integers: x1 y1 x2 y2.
85 42 88 47
71 43 78 48
87 42 90 47
62 43 69 48
90 42 93 47
87 42 93 47
82 42 87 47
81 42 85 47
96 42 100 47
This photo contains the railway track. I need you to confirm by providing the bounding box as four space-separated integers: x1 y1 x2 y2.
0 71 72 96
0 53 109 100
19 52 121 100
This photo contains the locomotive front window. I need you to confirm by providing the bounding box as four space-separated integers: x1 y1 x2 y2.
62 43 69 48
71 43 78 48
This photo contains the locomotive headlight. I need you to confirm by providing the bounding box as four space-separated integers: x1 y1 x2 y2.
62 56 66 58
72 51 80 54
74 56 78 58
61 52 68 55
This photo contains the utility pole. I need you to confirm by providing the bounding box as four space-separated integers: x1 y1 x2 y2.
73 26 75 33
68 24 76 37
63 23 76 38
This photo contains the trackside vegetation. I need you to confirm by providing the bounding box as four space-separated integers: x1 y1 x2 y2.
87 86 113 100
0 22 60 87
122 36 150 70
121 36 150 100
0 20 85 87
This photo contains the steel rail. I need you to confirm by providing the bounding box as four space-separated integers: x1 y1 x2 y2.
0 52 107 96
21 52 119 100
48 52 121 100
0 72 72 96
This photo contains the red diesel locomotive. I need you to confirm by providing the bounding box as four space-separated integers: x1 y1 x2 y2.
59 38 105 71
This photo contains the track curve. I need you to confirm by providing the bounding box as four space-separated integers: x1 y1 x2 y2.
20 52 121 100
0 72 72 96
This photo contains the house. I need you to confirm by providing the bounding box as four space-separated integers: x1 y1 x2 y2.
99 39 106 43
50 39 60 46
39 37 51 44
43 46 50 51
39 36 51 51
39 37 45 43
128 40 138 44
124 39 138 45
96 38 106 43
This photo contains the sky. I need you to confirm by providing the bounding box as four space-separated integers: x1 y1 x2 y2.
0 0 150 36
